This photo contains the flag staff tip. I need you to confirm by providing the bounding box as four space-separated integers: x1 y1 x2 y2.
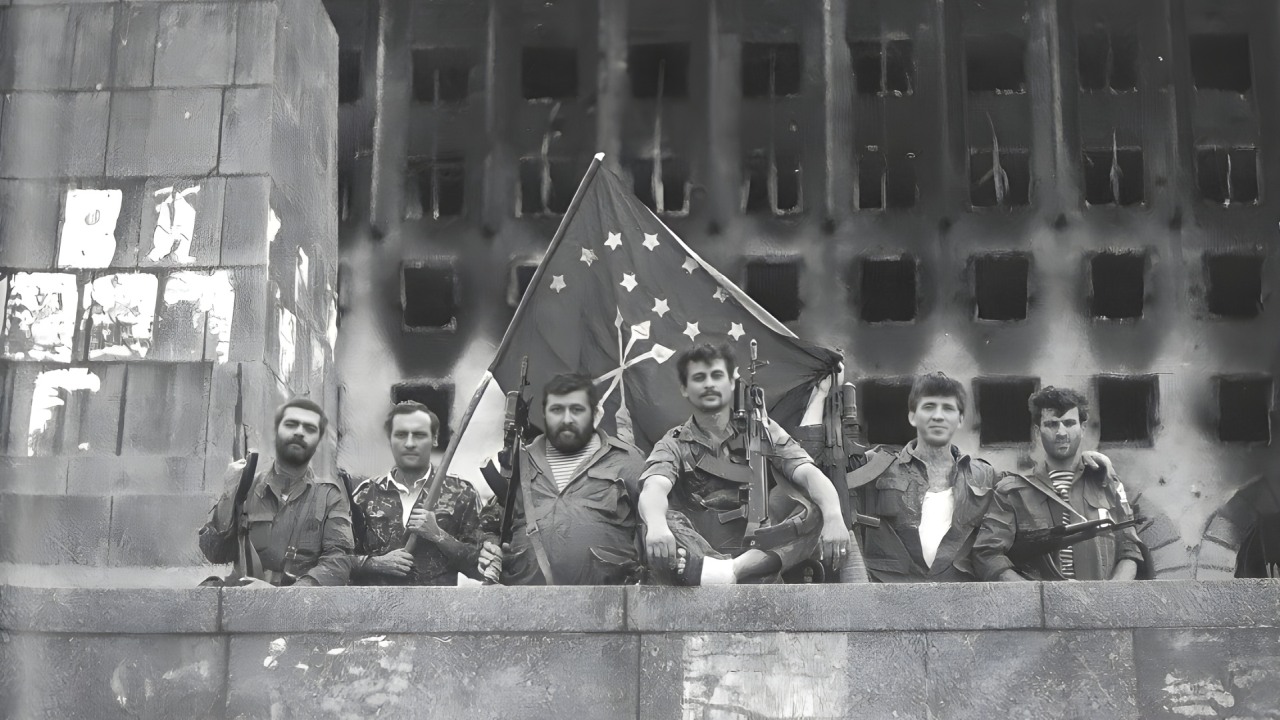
594 151 606 161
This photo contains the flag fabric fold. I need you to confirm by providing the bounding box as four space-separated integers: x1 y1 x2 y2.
489 162 841 453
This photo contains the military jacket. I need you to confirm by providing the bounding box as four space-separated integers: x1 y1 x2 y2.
972 461 1144 581
199 462 354 586
350 469 484 585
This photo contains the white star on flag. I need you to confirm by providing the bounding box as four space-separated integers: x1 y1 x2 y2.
712 287 729 303
605 232 622 250
620 273 638 292
580 248 597 266
681 256 698 274
683 321 700 341
642 233 660 251
652 298 669 317
550 275 567 293
728 322 745 341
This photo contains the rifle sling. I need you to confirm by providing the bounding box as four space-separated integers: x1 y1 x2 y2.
693 453 755 485
525 516 558 585
845 452 894 491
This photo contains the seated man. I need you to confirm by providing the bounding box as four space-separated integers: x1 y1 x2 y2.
199 398 353 586
638 343 849 585
973 386 1145 581
477 373 645 585
349 401 485 585
847 373 997 582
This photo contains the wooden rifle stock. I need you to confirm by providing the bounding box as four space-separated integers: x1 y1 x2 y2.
741 340 771 545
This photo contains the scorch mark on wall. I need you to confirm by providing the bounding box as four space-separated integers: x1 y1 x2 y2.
164 270 237 363
83 273 158 360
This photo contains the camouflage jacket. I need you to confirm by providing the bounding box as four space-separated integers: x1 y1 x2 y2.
199 462 354 586
349 469 484 585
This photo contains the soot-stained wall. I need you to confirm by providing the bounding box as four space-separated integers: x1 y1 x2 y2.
0 0 339 578
329 0 1280 578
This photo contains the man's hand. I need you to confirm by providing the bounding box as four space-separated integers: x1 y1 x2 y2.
478 540 505 583
817 518 850 570
368 548 414 577
239 577 275 589
645 523 678 568
1081 451 1118 482
407 509 449 543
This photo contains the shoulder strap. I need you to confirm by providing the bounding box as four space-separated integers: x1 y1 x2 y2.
845 452 895 491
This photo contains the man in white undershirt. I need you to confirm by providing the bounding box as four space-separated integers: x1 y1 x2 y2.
845 372 998 582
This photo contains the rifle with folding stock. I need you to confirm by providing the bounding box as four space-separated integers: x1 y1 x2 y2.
732 340 772 547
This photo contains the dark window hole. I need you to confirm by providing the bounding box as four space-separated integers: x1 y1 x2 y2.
508 263 538 308
742 43 802 98
860 256 917 323
743 152 802 215
1083 148 1144 206
852 40 914 95
1206 253 1263 318
973 253 1029 321
522 46 578 100
339 50 362 104
1218 375 1271 443
969 148 1031 207
975 377 1038 445
745 259 802 322
412 48 471 103
1190 33 1252 93
1078 32 1138 92
630 156 689 215
1197 147 1259 205
860 380 916 447
966 35 1026 93
1096 375 1158 444
629 43 690 98
406 157 465 219
518 157 576 215
1090 252 1146 320
402 263 458 330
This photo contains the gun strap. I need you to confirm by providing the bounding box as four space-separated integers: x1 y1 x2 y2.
525 519 558 585
693 453 754 485
845 452 894 491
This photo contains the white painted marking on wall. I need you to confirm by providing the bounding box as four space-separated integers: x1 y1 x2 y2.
83 273 158 360
296 247 310 305
149 185 200 264
165 270 237 364
326 282 338 350
278 306 296 384
28 368 100 456
57 189 122 268
2 272 77 363
267 207 281 244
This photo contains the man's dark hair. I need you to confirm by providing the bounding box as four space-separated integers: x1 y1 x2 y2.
1028 386 1090 424
542 372 600 411
275 397 328 434
675 342 737 385
907 372 967 416
383 400 440 438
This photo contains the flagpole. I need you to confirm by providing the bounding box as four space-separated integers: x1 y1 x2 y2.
409 153 605 544
489 152 606 369
406 370 494 553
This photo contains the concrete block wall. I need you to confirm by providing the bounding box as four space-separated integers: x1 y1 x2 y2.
2 581 1278 718
0 0 338 577
329 0 1280 578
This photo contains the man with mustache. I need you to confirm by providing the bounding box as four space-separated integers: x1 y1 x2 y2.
348 401 485 585
199 398 354 586
476 373 645 585
638 343 850 584
973 386 1145 581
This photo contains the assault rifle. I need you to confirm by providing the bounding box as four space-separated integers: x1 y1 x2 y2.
733 340 771 546
496 356 532 545
1009 516 1146 579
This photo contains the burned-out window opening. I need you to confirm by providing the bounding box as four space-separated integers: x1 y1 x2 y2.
401 262 458 331
858 151 917 210
743 151 803 216
974 377 1038 445
412 48 472 103
507 263 539 308
1197 147 1260 206
518 157 576 216
1217 375 1272 444
1077 31 1139 93
860 379 916 447
391 380 456 448
857 150 887 210
1096 374 1159 444
1083 146 1144 207
522 46 578 100
742 43 802 98
859 256 917 323
338 49 362 104
629 43 690 99
1205 252 1264 319
405 156 465 220
851 39 914 96
966 35 1026 94
1090 251 1146 320
973 253 1030 321
969 147 1031 208
1189 33 1252 93
629 156 689 215
744 258 802 322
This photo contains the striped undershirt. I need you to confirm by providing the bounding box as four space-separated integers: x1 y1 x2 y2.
545 434 601 492
1049 469 1076 579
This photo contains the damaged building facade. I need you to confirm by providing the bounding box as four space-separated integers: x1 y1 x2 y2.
326 0 1280 580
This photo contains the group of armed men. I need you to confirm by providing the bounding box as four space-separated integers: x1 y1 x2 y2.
198 342 1147 588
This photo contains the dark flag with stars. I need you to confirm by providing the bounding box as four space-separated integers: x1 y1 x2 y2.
489 159 842 453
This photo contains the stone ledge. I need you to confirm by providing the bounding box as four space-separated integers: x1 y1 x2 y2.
220 586 628 634
1043 578 1280 629
626 582 1043 632
0 586 219 633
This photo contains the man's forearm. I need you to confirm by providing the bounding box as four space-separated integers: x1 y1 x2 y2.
793 464 844 524
432 533 484 580
638 480 672 529
1110 558 1138 581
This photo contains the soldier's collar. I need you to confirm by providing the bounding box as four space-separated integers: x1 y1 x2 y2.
901 441 968 465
